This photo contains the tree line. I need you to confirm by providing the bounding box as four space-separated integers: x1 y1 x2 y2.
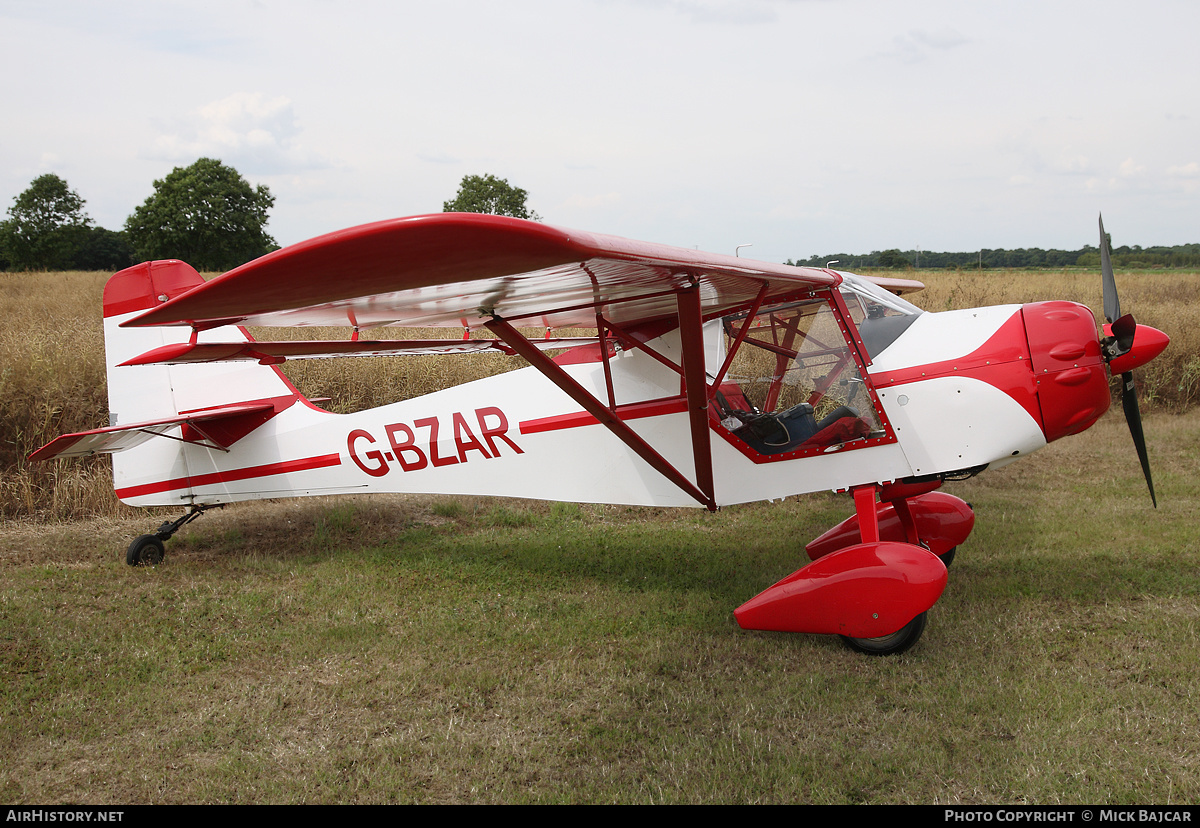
0 166 539 274
788 242 1200 270
0 159 277 273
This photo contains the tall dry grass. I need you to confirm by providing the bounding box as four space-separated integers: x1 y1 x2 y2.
2 268 1196 520
911 267 1200 410
255 326 528 414
0 273 125 520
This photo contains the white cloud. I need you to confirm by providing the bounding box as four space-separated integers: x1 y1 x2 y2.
417 151 464 165
148 93 327 175
1053 153 1092 175
882 27 969 64
1118 157 1146 178
621 0 787 24
561 191 623 209
1166 162 1200 194
909 28 970 50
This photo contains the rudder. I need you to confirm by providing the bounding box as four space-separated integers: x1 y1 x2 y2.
103 261 308 504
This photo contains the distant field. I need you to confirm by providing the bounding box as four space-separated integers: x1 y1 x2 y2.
2 267 1196 519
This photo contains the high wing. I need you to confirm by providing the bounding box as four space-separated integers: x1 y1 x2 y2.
89 213 932 518
123 213 919 332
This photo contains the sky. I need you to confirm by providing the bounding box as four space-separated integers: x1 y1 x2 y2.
2 0 1198 265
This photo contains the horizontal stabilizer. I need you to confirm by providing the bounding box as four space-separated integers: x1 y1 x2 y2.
28 401 279 462
121 337 602 366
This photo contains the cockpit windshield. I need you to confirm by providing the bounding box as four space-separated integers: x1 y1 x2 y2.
837 275 923 359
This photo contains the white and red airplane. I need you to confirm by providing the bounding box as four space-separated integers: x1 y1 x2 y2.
31 214 1168 654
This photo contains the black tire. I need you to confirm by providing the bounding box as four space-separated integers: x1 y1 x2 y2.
938 547 956 568
126 534 165 567
841 612 928 656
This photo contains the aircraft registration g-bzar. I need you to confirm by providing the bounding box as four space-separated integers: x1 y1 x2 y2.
32 213 1169 655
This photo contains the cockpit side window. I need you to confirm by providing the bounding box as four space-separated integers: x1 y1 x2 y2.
714 293 894 460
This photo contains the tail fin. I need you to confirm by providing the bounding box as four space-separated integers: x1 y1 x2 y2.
102 261 307 504
103 260 305 420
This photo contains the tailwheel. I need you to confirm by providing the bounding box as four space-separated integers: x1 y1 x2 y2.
126 534 165 567
840 612 927 656
123 504 216 566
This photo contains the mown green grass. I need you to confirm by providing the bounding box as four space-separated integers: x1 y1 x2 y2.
3 267 1197 802
1 411 1197 804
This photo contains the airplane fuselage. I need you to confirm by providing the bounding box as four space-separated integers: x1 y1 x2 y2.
104 273 1113 512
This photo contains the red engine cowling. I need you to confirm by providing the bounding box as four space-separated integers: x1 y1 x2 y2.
734 541 948 637
1021 301 1112 442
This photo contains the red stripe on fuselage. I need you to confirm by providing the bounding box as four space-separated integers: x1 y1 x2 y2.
519 397 689 434
868 312 1042 425
115 453 343 498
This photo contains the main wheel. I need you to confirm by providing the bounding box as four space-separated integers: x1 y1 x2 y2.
126 534 165 567
840 612 927 656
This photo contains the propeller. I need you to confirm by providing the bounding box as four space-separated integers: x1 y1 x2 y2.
1098 214 1157 507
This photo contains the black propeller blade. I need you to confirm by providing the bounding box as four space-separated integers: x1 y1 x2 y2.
1099 214 1156 507
1120 371 1157 507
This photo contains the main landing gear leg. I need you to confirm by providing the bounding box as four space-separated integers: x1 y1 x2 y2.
838 484 937 656
125 504 216 566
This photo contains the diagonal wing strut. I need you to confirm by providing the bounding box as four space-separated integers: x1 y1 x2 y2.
484 285 717 511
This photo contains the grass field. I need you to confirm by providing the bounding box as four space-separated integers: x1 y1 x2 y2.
1 267 1198 803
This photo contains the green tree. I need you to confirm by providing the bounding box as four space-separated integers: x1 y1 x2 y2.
74 226 136 271
877 249 912 269
0 174 93 270
443 174 540 220
124 158 277 271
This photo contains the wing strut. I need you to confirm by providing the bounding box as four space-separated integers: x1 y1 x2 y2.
677 280 716 509
484 315 718 511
